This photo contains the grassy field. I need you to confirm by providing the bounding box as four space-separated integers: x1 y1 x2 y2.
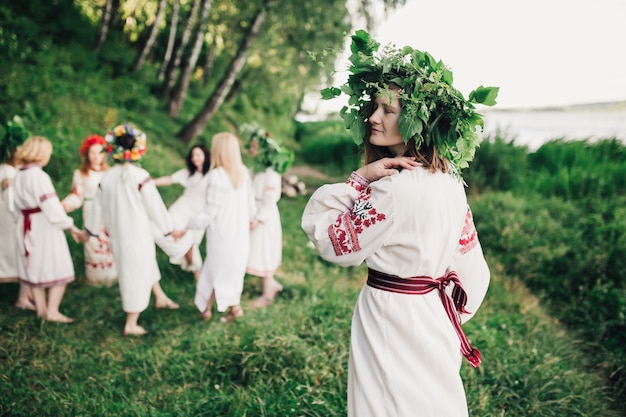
0 172 622 416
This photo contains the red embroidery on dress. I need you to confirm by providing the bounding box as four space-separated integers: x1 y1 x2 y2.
459 207 478 254
40 192 57 202
346 172 369 192
329 187 386 256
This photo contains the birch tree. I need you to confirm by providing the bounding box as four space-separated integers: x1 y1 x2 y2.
167 0 213 117
157 0 180 81
175 6 267 142
132 0 168 72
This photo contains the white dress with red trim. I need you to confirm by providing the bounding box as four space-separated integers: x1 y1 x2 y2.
0 163 18 282
13 164 75 288
302 167 490 417
87 164 173 313
246 167 282 278
188 167 256 313
153 168 208 272
62 169 117 285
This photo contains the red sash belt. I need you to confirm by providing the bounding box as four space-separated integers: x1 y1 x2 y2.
21 207 42 257
367 268 482 368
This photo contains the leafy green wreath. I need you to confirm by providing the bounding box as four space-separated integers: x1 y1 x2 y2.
321 30 499 176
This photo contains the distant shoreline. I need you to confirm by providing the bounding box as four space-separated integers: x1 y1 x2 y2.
485 100 626 113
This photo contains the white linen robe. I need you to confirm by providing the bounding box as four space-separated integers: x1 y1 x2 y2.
246 167 283 277
87 164 174 313
62 169 117 285
0 163 18 281
153 168 207 271
13 164 75 288
188 167 256 313
301 167 490 417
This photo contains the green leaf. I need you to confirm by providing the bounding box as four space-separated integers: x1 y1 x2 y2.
469 86 499 106
321 87 341 100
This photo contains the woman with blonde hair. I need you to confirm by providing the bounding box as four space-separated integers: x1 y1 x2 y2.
13 136 86 322
61 134 117 286
175 132 256 323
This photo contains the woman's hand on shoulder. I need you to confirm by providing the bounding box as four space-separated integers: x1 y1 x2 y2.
356 156 418 182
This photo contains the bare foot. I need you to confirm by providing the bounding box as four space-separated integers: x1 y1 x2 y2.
124 325 148 336
15 301 36 311
199 309 212 321
250 296 273 308
220 306 243 323
45 313 75 323
155 298 180 309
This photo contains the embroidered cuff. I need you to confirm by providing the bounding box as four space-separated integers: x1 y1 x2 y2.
346 172 370 192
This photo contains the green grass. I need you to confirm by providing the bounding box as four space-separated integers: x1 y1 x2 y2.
0 195 622 416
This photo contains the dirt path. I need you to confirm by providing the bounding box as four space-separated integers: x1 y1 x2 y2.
285 165 328 180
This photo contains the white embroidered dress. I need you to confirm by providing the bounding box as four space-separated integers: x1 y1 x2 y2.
302 168 490 417
153 168 208 271
0 163 18 281
13 164 75 288
87 164 173 313
246 167 283 277
188 167 256 313
62 169 117 285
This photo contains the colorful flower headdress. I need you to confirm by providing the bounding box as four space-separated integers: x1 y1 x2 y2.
321 30 499 176
0 115 29 162
104 124 147 162
240 123 294 175
79 134 107 156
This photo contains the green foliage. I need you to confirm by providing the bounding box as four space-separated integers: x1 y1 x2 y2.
321 29 499 175
296 120 361 175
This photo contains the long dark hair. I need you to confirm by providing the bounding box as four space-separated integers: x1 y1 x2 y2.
185 144 211 175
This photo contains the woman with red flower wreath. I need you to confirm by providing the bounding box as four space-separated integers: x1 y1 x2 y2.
61 135 117 286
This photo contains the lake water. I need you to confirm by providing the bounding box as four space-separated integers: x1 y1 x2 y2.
481 109 626 151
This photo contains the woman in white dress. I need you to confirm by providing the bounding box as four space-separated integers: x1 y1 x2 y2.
61 135 117 286
242 126 294 307
153 144 211 278
0 116 34 309
302 31 497 417
86 124 180 336
174 132 256 323
13 136 87 323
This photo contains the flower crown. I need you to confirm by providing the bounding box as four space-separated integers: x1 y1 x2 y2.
321 30 499 176
240 123 294 175
104 124 147 162
79 134 106 156
0 115 29 162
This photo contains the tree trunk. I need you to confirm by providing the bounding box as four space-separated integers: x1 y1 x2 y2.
176 7 267 143
161 0 201 96
133 0 168 72
95 0 113 50
167 0 213 117
201 41 216 86
157 0 180 81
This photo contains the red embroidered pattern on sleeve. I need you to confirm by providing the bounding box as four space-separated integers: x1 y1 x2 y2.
328 187 387 256
346 171 370 192
40 192 57 202
459 207 478 254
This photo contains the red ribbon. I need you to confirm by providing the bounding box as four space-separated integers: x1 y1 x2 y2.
367 268 482 368
21 207 42 257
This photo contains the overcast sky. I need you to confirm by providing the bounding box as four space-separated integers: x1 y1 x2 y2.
372 0 626 109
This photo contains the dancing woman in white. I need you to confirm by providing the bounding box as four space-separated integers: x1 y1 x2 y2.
153 144 211 277
61 135 117 286
0 116 34 310
302 31 497 417
174 132 256 323
86 124 180 336
242 126 294 307
13 136 86 323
